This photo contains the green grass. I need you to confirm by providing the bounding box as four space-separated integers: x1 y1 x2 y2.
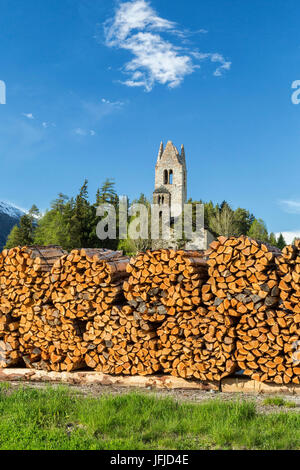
0 383 299 450
262 397 297 408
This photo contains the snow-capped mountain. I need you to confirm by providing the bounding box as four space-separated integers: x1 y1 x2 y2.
0 201 24 219
0 201 25 249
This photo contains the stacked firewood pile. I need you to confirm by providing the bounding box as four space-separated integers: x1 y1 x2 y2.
156 307 236 381
123 250 208 321
0 241 299 384
0 251 20 367
0 312 20 368
123 250 229 380
19 305 87 372
20 248 130 372
202 236 299 384
0 245 66 318
50 248 128 320
84 305 160 375
202 236 280 315
0 246 66 368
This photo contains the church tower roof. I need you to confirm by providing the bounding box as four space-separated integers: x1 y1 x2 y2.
156 140 183 167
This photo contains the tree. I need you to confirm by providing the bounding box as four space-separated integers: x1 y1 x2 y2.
73 180 94 248
233 208 255 236
277 233 286 250
28 204 40 219
91 179 120 250
5 212 36 248
34 198 73 249
96 179 117 205
209 202 236 237
119 193 152 254
247 218 269 242
269 232 277 247
5 224 24 248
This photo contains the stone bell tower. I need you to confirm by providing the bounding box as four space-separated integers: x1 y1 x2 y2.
153 141 187 217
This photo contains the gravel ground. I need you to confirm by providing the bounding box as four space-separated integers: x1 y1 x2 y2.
3 380 300 414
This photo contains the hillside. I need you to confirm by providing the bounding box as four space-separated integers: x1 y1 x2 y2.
0 201 24 249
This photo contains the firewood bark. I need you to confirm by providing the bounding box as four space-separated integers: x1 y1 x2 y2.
19 305 87 372
202 236 280 316
123 249 208 322
157 306 236 381
0 245 66 318
84 305 160 375
51 249 129 320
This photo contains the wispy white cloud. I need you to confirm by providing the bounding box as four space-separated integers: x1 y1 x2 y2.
74 127 96 137
82 97 126 121
42 121 56 129
101 97 124 107
104 0 231 91
22 112 34 119
279 199 300 214
192 51 232 77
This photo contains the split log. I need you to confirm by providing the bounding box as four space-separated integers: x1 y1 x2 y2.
235 308 300 384
0 246 66 318
0 313 20 367
276 239 300 314
202 236 280 317
123 249 208 322
51 249 129 320
157 306 236 381
19 304 87 372
84 305 160 375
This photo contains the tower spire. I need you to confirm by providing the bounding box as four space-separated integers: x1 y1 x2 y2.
157 141 163 163
181 144 186 163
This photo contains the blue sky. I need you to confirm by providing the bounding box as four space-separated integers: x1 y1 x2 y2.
1 0 300 241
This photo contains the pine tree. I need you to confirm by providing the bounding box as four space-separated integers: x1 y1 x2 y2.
233 208 255 236
247 219 269 242
34 194 77 250
276 233 286 250
209 202 236 237
5 212 35 248
269 232 277 247
5 224 23 248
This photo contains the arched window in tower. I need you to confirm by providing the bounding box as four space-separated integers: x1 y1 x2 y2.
169 170 173 184
162 196 164 204
163 169 168 185
158 196 161 205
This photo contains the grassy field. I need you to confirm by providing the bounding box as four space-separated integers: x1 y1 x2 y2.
0 383 299 450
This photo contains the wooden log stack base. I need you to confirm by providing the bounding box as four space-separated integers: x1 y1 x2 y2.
123 249 208 322
235 308 300 384
84 305 160 375
0 312 20 368
157 306 236 381
19 304 87 372
51 249 129 320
